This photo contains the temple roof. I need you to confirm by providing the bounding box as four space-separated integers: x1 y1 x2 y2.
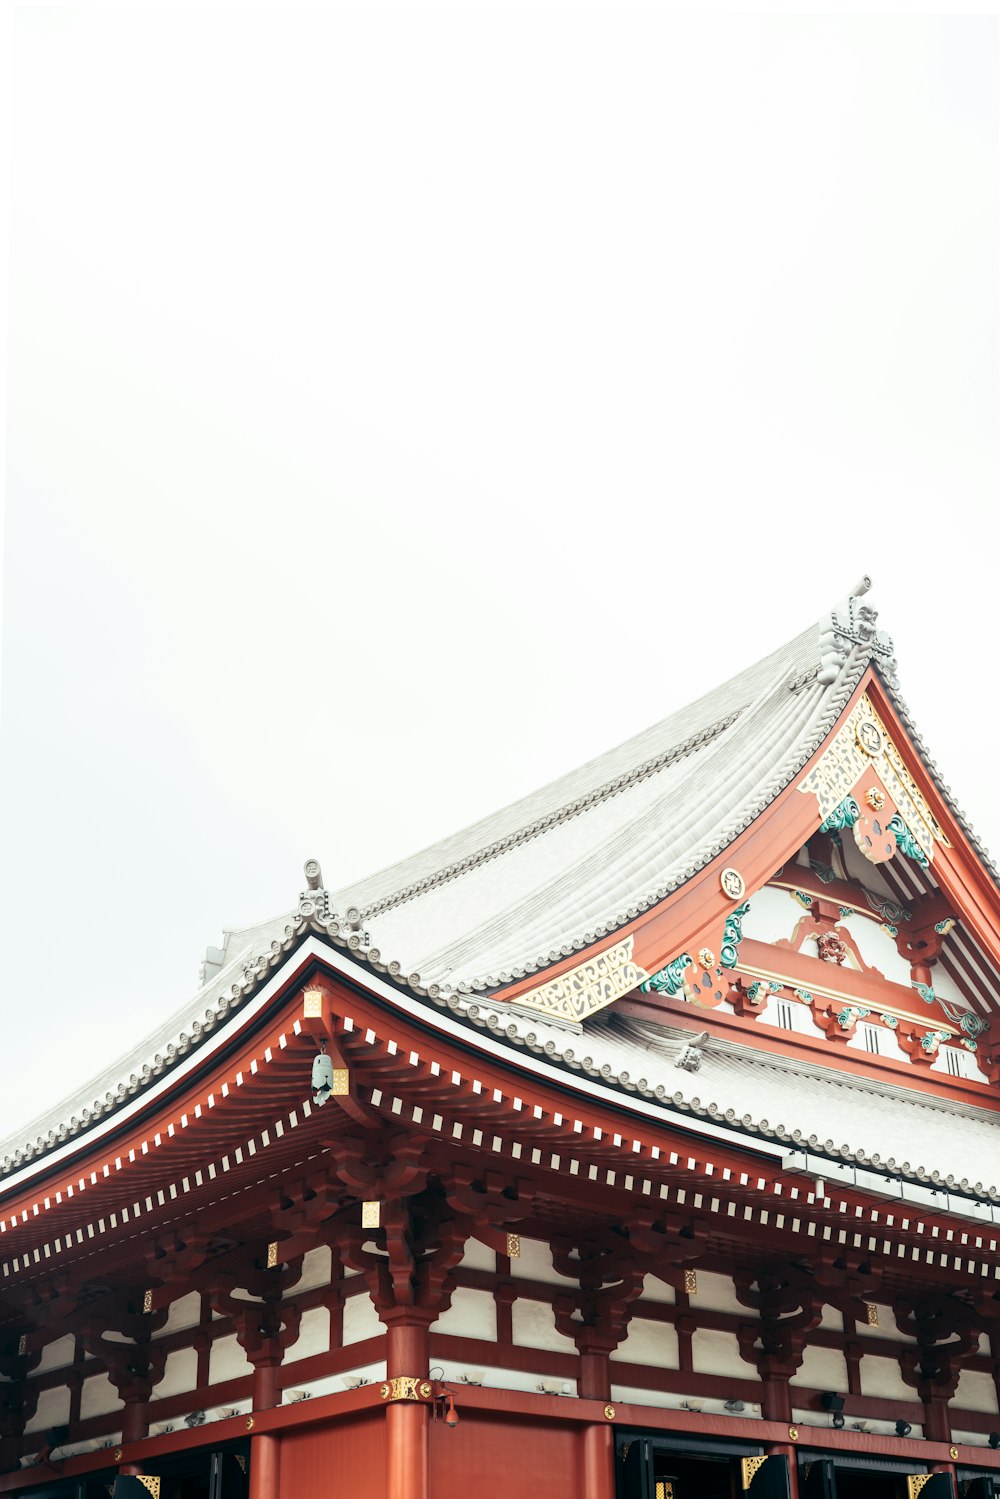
3 581 996 1191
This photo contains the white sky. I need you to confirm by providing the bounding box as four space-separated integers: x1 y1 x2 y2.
0 9 997 1139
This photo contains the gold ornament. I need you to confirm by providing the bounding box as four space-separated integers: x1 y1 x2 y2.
720 868 746 900
604 1405 616 1420
697 948 716 968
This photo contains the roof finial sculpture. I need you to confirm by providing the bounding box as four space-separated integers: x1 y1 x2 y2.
299 858 330 922
817 577 898 688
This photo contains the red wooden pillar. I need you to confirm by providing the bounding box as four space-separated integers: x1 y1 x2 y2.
577 1344 615 1499
765 1444 800 1499
119 1401 148 1476
246 1352 283 1499
385 1319 431 1499
248 1434 280 1499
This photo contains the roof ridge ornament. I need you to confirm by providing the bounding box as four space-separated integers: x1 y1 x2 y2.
299 858 330 923
817 576 898 688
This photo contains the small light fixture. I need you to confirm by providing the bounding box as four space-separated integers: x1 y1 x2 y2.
443 1392 459 1428
989 1432 1000 1449
821 1393 846 1413
184 1411 206 1428
458 1371 483 1385
680 1400 704 1413
832 1413 846 1430
724 1400 745 1413
340 1375 369 1390
852 1421 869 1434
895 1420 912 1438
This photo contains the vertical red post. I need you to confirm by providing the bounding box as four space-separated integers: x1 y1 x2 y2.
248 1434 280 1499
577 1346 615 1499
385 1320 430 1499
119 1401 147 1476
246 1358 282 1499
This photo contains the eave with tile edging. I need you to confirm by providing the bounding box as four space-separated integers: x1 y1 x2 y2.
5 942 1000 1306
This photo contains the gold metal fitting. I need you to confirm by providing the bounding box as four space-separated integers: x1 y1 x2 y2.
379 1376 433 1402
604 1404 616 1421
506 1232 521 1259
362 1202 381 1229
266 1242 279 1269
697 948 716 969
683 1268 698 1295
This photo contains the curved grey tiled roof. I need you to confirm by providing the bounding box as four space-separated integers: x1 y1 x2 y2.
3 584 991 1187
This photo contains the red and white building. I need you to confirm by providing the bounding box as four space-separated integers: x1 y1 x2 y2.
2 583 1000 1499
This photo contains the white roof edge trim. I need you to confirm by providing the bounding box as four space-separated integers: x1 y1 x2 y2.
0 952 313 1201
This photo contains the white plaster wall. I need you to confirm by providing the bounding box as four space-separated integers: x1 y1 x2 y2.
691 1329 759 1380
284 1307 330 1365
24 1384 71 1436
641 1275 676 1306
158 1292 202 1337
951 1370 998 1415
342 1293 382 1346
208 1334 252 1385
930 1046 979 1081
610 1318 678 1370
510 1239 576 1286
289 1246 332 1296
690 1272 745 1316
35 1335 76 1374
931 964 979 1011
857 1304 902 1339
431 1288 495 1340
757 1000 825 1039
80 1372 122 1420
159 1347 198 1399
741 886 799 944
859 1354 912 1400
460 1239 497 1274
846 1024 908 1063
791 1345 849 1391
979 1334 993 1356
511 1299 577 1355
837 913 913 986
819 1305 843 1332
609 1383 674 1409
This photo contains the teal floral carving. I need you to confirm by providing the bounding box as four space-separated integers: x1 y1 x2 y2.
820 797 860 837
837 1005 870 1028
920 1030 949 1053
886 814 929 869
962 1039 978 1053
641 952 692 996
793 989 813 1004
880 922 898 938
839 906 855 918
746 979 780 1005
720 901 751 969
793 891 813 909
911 983 987 1038
880 1013 899 1029
934 918 957 936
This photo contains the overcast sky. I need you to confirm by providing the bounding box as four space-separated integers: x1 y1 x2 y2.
0 9 997 1140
